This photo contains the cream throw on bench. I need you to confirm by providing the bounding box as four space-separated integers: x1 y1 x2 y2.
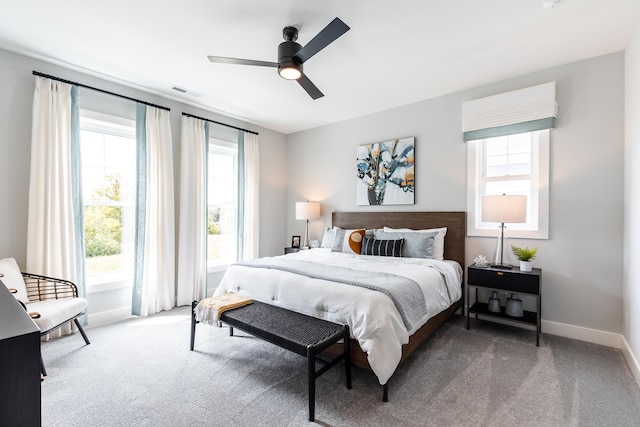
194 293 253 324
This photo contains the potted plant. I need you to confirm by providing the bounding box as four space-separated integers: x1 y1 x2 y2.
511 245 537 272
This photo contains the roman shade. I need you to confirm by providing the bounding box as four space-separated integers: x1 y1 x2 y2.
462 81 558 142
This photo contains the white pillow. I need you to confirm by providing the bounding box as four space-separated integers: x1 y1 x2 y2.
320 227 336 248
0 257 29 304
383 227 447 260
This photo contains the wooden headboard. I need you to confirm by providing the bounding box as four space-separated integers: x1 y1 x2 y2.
332 211 466 267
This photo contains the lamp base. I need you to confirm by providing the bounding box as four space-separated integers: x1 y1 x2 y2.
302 220 310 249
492 224 513 268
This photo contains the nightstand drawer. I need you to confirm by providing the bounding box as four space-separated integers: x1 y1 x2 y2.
468 268 540 294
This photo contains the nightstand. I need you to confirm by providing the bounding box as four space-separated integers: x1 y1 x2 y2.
284 247 301 254
466 265 542 346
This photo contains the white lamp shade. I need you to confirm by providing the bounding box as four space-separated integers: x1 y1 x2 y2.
482 195 527 223
295 201 320 220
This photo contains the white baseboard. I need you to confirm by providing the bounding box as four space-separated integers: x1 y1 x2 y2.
541 320 640 389
87 306 132 327
541 319 623 348
621 335 640 389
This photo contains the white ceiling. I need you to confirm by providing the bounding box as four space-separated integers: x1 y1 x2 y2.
1 0 639 134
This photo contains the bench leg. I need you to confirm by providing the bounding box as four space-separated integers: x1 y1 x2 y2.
190 301 198 351
344 328 352 389
73 318 90 345
307 348 316 422
382 383 389 402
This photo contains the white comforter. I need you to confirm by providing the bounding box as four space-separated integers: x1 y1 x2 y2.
213 248 463 384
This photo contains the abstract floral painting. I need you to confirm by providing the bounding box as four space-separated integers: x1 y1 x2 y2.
356 137 415 205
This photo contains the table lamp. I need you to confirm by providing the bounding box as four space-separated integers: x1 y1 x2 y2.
295 201 320 249
482 194 527 269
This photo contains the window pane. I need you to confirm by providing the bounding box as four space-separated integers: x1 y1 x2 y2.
485 179 530 196
208 152 236 206
485 133 532 177
83 204 135 275
207 141 238 266
207 207 237 264
80 119 136 278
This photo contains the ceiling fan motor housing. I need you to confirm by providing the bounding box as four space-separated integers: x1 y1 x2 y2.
278 39 303 79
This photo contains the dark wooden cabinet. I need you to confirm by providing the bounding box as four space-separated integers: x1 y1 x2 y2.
0 283 41 425
284 247 302 254
466 265 542 346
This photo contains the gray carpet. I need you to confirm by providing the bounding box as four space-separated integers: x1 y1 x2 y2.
41 307 640 426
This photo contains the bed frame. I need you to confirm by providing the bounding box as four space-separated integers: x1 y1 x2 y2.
326 211 466 399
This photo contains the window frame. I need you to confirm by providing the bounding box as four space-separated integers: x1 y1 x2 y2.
79 109 137 288
467 129 550 239
206 137 239 270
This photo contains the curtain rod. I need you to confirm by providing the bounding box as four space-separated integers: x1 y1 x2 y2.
182 112 258 136
32 71 171 111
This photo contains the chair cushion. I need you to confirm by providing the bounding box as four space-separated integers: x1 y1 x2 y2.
0 257 29 304
27 298 87 333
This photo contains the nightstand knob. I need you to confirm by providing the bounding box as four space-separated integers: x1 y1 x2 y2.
497 272 504 276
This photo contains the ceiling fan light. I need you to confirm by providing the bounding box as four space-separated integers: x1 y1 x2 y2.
279 64 302 80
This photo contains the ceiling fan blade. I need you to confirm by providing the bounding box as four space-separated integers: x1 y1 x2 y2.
295 17 350 63
207 56 278 68
297 74 324 100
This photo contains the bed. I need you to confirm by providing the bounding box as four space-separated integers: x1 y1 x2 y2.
213 211 466 394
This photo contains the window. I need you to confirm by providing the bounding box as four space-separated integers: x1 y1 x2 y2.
80 111 137 283
207 138 238 267
467 129 549 239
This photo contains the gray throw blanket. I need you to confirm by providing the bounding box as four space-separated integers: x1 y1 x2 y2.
235 258 427 331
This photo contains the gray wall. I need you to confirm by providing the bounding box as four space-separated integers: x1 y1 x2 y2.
624 21 640 376
287 52 625 336
0 47 288 319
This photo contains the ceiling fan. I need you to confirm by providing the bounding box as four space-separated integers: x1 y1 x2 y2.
207 17 350 100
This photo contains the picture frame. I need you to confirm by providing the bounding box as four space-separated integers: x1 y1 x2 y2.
356 136 415 205
292 235 301 248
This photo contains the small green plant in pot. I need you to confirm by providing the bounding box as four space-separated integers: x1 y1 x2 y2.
511 245 537 271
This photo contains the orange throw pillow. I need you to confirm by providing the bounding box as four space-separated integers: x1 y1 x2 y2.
346 229 365 254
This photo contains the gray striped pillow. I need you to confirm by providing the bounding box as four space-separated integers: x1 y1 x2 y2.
361 237 404 257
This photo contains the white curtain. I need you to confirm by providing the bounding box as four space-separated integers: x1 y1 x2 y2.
27 76 84 336
242 132 260 260
133 105 176 316
177 116 208 305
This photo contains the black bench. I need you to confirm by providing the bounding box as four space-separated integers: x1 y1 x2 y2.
190 300 352 422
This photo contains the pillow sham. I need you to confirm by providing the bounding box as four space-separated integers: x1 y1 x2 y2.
383 226 447 260
364 228 377 239
0 257 29 304
333 228 366 254
374 230 438 259
361 237 404 257
320 227 336 249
